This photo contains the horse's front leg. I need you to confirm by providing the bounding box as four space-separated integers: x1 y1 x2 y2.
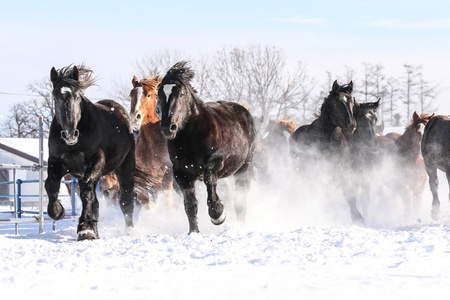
45 157 66 220
77 151 105 241
175 172 199 234
425 162 440 221
205 154 226 225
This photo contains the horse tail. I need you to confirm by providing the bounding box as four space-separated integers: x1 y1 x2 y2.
133 165 161 195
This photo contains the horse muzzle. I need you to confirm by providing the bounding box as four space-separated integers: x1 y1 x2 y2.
61 129 79 145
160 123 178 140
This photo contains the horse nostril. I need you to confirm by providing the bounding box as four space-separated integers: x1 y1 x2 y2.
136 114 141 120
170 124 177 132
73 129 79 138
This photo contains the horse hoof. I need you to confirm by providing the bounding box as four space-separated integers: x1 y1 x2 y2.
211 211 226 225
47 201 66 221
77 229 99 241
431 209 441 221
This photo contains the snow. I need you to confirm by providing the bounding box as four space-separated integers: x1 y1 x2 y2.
2 126 450 299
2 175 450 300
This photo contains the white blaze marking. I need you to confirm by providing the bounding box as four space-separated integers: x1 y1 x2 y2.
134 86 143 113
163 84 176 104
61 87 71 94
418 123 426 135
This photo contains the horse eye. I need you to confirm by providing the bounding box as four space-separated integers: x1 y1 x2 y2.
147 94 151 98
179 93 184 97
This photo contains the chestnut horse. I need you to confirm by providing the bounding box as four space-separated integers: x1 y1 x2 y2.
129 75 175 209
156 61 256 233
380 112 434 217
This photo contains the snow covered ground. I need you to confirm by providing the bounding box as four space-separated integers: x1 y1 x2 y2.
2 169 450 300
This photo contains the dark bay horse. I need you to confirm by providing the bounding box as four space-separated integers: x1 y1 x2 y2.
290 80 361 221
346 99 380 215
156 61 256 233
46 65 154 240
130 75 175 209
420 114 450 220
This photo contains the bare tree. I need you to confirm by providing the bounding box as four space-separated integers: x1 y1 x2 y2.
386 77 402 126
0 77 54 138
208 45 315 123
418 73 438 113
402 64 422 120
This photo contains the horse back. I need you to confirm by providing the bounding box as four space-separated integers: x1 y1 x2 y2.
422 115 450 170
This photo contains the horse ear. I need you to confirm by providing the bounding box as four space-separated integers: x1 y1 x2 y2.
347 81 353 93
430 113 435 119
376 98 381 108
413 111 420 122
50 67 58 85
132 76 139 87
71 66 79 81
332 80 339 93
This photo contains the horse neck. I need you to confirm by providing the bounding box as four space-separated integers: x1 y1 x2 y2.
396 126 421 159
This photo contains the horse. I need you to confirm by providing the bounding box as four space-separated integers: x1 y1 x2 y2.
156 61 256 234
345 99 381 215
420 114 450 220
290 80 362 221
378 112 434 218
46 64 154 240
129 75 175 209
253 117 296 182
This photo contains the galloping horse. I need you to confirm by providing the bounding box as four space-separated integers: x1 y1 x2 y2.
290 80 362 221
130 75 175 209
156 61 256 233
394 112 434 216
46 65 153 240
346 99 380 213
420 114 450 220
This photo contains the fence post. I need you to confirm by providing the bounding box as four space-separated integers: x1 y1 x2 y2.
13 169 18 235
39 116 44 234
16 179 22 218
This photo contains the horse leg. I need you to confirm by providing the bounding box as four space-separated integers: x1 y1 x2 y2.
204 154 226 225
176 176 199 234
77 152 105 240
425 163 440 221
233 163 252 224
162 169 175 208
45 157 66 220
115 150 136 229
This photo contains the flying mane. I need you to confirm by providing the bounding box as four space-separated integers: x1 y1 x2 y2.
140 76 162 90
55 64 97 90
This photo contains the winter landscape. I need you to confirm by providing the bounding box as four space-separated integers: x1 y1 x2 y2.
1 150 450 300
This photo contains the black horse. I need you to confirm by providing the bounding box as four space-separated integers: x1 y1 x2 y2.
156 61 256 234
421 115 450 220
346 99 380 215
290 80 363 221
46 65 152 240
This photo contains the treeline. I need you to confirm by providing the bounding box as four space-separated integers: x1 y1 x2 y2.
0 45 439 138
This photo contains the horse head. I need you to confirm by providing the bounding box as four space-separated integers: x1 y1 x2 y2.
129 75 162 129
412 111 435 138
325 80 357 135
157 61 196 140
352 98 380 148
50 65 94 146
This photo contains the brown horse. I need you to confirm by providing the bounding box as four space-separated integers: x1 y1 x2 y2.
130 75 175 209
381 112 434 217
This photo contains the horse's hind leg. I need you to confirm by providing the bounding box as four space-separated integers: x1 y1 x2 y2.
204 154 226 225
115 151 136 229
233 163 252 225
425 162 440 221
45 157 66 220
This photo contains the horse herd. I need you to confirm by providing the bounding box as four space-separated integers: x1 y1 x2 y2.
45 62 450 241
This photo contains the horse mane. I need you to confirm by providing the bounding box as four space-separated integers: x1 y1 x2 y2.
277 118 296 133
161 61 195 86
56 64 97 90
140 76 162 91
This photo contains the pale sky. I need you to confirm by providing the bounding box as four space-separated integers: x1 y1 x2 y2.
1 0 449 119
